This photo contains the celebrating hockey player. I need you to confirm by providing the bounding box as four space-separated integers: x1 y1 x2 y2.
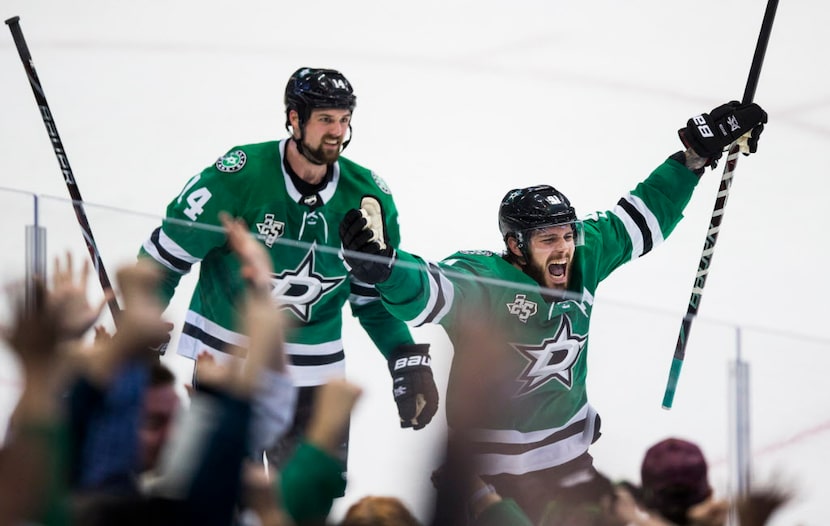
138 67 439 476
339 100 767 522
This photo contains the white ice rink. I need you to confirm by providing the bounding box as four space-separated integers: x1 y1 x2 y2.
1 1 828 524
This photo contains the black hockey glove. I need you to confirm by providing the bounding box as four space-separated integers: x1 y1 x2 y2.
339 196 396 284
678 100 767 167
387 344 439 430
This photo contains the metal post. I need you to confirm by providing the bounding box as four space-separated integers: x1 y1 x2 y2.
25 194 46 311
728 327 751 525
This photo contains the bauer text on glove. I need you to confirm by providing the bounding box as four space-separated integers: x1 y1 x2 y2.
678 101 767 167
388 344 439 430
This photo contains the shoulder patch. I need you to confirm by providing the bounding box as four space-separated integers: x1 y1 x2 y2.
215 150 247 173
371 172 391 194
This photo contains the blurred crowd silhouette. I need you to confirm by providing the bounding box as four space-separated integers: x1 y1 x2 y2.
0 218 793 526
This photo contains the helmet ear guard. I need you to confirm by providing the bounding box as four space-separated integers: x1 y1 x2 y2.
504 231 527 261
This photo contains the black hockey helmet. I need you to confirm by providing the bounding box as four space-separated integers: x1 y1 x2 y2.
284 67 357 130
499 185 583 256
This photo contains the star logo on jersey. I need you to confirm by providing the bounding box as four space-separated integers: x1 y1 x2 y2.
507 294 537 323
256 213 285 248
512 316 586 396
271 245 344 322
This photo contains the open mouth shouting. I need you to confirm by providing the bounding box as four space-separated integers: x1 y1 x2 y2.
547 259 569 286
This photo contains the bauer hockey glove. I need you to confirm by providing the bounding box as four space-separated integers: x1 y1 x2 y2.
679 100 767 167
339 196 396 284
388 344 439 430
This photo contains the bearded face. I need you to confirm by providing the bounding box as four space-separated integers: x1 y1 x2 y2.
520 225 576 290
296 108 352 164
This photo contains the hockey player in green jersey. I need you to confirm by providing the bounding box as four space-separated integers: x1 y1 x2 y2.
340 100 767 523
138 67 439 473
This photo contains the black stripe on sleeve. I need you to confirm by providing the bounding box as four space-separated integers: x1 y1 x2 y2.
151 227 193 272
616 198 653 256
350 281 380 298
419 262 446 326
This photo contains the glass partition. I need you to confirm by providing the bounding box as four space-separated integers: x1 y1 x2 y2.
0 186 826 526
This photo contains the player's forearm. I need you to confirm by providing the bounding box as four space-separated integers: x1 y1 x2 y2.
354 301 415 359
374 250 433 322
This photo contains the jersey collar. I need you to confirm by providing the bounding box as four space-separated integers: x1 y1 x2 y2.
279 139 341 205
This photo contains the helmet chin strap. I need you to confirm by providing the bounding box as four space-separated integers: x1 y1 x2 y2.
341 124 353 151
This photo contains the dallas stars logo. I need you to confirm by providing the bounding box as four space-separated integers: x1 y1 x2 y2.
512 316 586 396
271 245 344 322
215 150 247 173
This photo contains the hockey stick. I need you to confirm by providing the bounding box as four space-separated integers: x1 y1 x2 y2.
661 0 779 410
6 16 121 321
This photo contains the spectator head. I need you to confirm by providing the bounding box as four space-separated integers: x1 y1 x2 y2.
640 437 712 525
539 470 627 526
139 361 180 472
340 495 421 526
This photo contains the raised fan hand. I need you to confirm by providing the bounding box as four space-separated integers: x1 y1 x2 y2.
219 212 289 387
219 211 274 296
48 252 112 341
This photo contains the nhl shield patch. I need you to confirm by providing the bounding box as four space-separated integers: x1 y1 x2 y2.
216 150 247 173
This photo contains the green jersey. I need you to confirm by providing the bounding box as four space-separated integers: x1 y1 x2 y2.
140 139 414 386
377 157 700 476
